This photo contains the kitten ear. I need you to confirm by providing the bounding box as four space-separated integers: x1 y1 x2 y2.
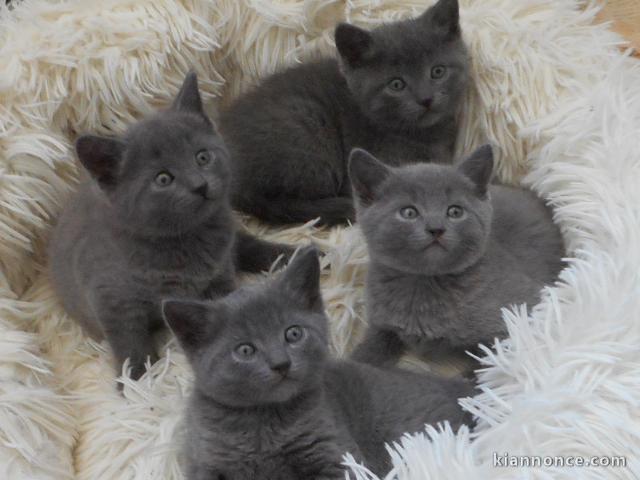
335 23 374 67
348 148 391 206
172 71 205 115
457 144 494 196
421 0 460 37
75 135 125 188
278 246 323 311
162 299 218 352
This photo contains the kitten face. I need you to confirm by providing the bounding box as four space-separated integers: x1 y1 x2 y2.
349 146 494 275
335 0 469 131
164 247 328 407
113 113 230 234
75 72 230 236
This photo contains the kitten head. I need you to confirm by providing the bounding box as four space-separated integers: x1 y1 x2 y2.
75 72 231 236
349 145 494 275
335 0 469 131
163 246 328 407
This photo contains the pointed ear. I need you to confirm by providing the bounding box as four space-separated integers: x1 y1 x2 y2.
172 71 205 115
335 23 374 68
421 0 460 37
162 299 218 352
278 246 323 311
75 135 125 188
348 148 391 206
457 144 494 197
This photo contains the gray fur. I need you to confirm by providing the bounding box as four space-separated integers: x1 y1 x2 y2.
48 72 291 383
163 247 473 479
349 145 565 367
220 0 469 225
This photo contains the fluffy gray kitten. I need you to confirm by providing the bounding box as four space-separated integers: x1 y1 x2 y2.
220 0 469 226
49 72 291 383
163 247 473 480
349 145 565 367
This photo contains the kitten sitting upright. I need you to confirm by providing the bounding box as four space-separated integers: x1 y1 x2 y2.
220 0 469 225
163 247 473 480
48 72 291 384
349 146 565 367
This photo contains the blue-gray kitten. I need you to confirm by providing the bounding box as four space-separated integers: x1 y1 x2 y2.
349 146 565 367
220 0 469 225
49 73 291 383
163 247 473 480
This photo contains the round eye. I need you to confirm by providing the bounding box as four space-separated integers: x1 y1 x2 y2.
447 205 464 218
431 65 447 79
399 206 419 219
388 78 406 91
235 343 256 358
196 150 212 166
285 326 303 343
155 171 174 186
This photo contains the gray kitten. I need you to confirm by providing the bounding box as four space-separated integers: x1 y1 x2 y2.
220 0 469 225
163 247 473 480
48 72 291 383
349 146 565 367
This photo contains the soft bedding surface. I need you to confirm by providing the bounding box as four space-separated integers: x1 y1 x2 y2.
0 0 639 479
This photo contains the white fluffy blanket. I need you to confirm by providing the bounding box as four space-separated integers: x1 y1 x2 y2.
1 0 639 479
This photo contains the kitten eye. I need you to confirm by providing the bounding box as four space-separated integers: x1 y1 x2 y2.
387 78 406 91
399 206 419 220
447 205 464 219
155 171 174 186
431 65 447 79
196 150 212 166
235 343 256 358
285 326 303 343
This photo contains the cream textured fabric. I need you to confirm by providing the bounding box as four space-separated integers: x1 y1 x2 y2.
1 1 639 479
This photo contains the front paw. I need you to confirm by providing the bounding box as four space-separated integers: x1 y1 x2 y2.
116 353 158 391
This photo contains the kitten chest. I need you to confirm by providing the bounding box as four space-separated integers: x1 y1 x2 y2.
368 273 465 341
203 422 309 480
128 230 234 298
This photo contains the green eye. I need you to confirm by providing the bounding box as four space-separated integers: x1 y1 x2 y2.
388 78 406 91
447 205 464 219
155 171 174 186
196 150 212 166
285 326 303 343
431 65 447 79
235 343 256 358
399 206 419 219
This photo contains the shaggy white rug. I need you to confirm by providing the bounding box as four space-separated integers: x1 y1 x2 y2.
1 0 639 479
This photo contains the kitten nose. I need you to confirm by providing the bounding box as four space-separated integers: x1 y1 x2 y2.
270 359 291 376
428 228 445 238
193 182 208 198
420 97 433 109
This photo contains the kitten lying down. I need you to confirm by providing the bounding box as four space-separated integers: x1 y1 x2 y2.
349 145 565 367
48 72 292 385
163 247 473 480
220 0 469 226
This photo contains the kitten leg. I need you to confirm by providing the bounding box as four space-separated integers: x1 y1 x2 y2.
290 445 346 480
350 327 406 367
233 230 293 273
103 322 157 384
236 195 355 226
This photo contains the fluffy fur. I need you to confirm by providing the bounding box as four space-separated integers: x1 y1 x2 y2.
1 1 639 479
349 145 564 367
